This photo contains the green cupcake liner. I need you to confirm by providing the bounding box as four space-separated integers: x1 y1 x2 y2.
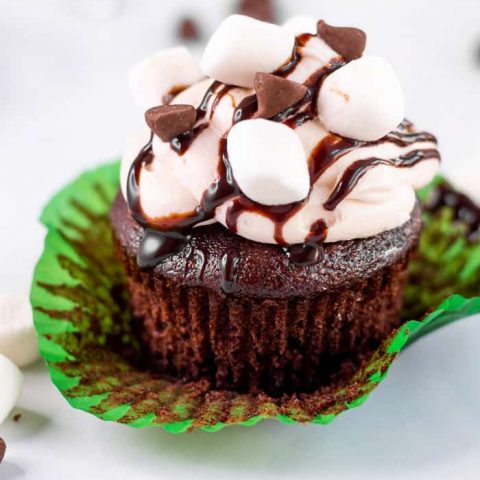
30 161 480 433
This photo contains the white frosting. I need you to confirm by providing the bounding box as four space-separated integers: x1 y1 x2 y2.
318 57 405 141
122 16 440 246
227 119 310 205
0 353 23 425
201 15 295 88
129 47 204 110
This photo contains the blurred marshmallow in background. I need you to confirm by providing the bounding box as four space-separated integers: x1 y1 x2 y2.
0 293 39 367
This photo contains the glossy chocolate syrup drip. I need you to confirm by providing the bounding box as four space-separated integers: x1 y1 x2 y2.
324 149 440 211
285 219 328 266
170 124 209 155
220 250 241 293
233 94 258 123
128 137 239 268
169 81 234 155
126 133 154 227
138 229 190 268
427 183 480 242
275 34 314 77
225 196 305 244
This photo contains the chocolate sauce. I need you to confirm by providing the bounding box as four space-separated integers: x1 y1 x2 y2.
427 183 480 242
126 133 154 227
196 80 222 122
285 219 327 266
170 124 209 156
275 34 314 77
309 135 359 183
324 149 440 211
194 249 207 281
233 94 258 123
138 230 190 268
220 250 241 293
225 196 304 244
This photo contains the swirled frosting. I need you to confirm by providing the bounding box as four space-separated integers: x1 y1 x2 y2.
122 15 440 266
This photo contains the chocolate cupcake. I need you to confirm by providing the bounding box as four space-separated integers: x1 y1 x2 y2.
114 15 440 394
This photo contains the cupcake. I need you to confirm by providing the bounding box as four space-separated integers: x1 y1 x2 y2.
112 15 440 395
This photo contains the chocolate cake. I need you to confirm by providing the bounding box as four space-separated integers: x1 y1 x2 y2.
111 194 421 393
116 15 441 395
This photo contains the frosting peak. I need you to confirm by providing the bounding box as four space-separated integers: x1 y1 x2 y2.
122 15 440 267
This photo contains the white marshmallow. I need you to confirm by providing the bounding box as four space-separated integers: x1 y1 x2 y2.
227 119 310 205
0 293 39 367
318 57 405 141
0 353 23 425
282 16 318 35
201 15 295 88
129 47 204 110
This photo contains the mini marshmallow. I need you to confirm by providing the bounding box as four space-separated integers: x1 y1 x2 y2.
129 47 204 110
0 353 23 425
201 15 295 88
227 119 310 205
0 293 39 367
318 57 405 141
282 16 318 35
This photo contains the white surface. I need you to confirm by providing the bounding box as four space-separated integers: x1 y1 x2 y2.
0 0 479 478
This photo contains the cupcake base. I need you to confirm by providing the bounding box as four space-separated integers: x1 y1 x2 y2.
111 193 421 394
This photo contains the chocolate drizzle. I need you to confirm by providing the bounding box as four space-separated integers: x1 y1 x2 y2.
275 34 314 77
427 183 480 242
233 94 258 123
285 219 328 266
226 197 304 245
220 250 241 293
169 81 234 155
138 230 190 268
324 149 440 211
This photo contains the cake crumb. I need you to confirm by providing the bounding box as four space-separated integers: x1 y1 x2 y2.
13 413 22 422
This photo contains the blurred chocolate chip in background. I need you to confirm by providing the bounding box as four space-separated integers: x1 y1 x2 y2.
0 438 6 464
237 0 276 23
177 17 201 41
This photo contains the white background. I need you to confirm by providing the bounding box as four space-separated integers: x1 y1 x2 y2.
0 0 479 478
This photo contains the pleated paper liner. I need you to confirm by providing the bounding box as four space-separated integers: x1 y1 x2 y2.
30 162 480 433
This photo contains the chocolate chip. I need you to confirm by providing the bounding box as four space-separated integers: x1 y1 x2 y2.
317 20 366 61
0 438 6 464
254 73 308 119
13 413 21 422
237 0 275 23
178 17 200 41
145 104 197 142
